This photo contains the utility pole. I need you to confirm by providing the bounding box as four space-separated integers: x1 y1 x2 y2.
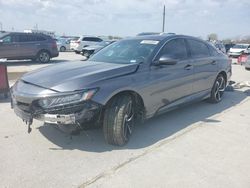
0 22 2 31
162 5 166 32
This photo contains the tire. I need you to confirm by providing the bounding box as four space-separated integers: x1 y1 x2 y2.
208 74 226 103
75 51 80 54
60 46 66 52
37 51 50 63
103 95 135 146
245 67 250 71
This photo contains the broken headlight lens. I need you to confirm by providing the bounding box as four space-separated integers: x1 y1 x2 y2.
38 89 97 108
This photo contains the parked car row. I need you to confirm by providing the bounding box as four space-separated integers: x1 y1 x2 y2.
70 36 104 54
228 43 250 58
81 40 115 58
56 38 71 52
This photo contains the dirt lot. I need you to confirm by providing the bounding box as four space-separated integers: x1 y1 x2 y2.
0 52 250 188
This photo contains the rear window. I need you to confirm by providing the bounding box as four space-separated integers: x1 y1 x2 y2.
187 39 210 58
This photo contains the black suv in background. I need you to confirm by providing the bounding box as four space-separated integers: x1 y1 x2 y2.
0 32 59 63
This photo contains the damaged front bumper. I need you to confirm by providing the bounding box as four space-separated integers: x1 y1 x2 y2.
11 90 103 132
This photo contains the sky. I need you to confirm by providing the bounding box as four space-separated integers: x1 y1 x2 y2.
0 0 250 39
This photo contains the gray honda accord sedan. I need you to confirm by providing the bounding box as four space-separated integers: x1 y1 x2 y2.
11 34 232 146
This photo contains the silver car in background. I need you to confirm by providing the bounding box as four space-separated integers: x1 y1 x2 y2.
56 38 71 52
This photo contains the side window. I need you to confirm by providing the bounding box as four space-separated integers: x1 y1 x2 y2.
18 35 29 42
187 39 210 58
28 35 37 42
93 37 103 42
82 37 91 41
2 35 12 43
160 38 188 60
35 36 46 41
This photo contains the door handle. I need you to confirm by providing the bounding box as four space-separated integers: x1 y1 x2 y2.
211 60 216 65
184 64 193 70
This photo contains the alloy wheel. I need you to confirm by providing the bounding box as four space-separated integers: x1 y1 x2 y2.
214 76 226 102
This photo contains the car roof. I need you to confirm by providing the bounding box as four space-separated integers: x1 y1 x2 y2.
1 32 50 37
126 34 205 43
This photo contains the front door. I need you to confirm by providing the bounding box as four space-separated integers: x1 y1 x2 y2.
145 38 194 115
0 35 18 59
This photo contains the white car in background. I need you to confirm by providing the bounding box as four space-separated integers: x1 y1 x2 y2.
70 36 103 54
56 38 71 52
228 43 250 57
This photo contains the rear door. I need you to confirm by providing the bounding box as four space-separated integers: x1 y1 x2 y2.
186 39 218 94
0 34 18 58
147 38 194 113
16 34 39 57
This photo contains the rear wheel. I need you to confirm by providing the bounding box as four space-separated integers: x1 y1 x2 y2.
37 51 50 63
208 74 226 103
245 67 250 71
103 95 135 146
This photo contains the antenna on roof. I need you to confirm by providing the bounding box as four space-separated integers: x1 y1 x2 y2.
162 5 166 32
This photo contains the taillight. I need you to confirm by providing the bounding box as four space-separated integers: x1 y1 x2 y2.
51 40 57 48
76 41 80 44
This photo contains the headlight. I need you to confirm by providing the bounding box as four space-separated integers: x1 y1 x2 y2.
38 89 97 108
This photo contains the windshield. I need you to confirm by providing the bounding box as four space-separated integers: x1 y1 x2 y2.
233 44 249 49
89 39 159 64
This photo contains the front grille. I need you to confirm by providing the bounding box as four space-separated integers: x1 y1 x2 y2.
42 102 89 114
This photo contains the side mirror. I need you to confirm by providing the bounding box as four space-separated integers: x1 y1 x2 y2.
157 55 177 65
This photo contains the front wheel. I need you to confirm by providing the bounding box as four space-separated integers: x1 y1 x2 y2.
208 74 226 103
37 51 50 63
103 95 135 146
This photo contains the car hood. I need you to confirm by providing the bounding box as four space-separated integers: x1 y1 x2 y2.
21 61 139 92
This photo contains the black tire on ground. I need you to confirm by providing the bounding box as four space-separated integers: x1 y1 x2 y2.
37 50 51 63
245 67 250 71
75 51 80 54
103 94 135 146
60 46 66 52
207 74 226 103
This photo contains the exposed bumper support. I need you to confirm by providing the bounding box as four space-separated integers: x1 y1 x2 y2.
37 114 76 125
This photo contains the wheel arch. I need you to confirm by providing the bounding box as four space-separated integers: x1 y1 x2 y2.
103 90 146 121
